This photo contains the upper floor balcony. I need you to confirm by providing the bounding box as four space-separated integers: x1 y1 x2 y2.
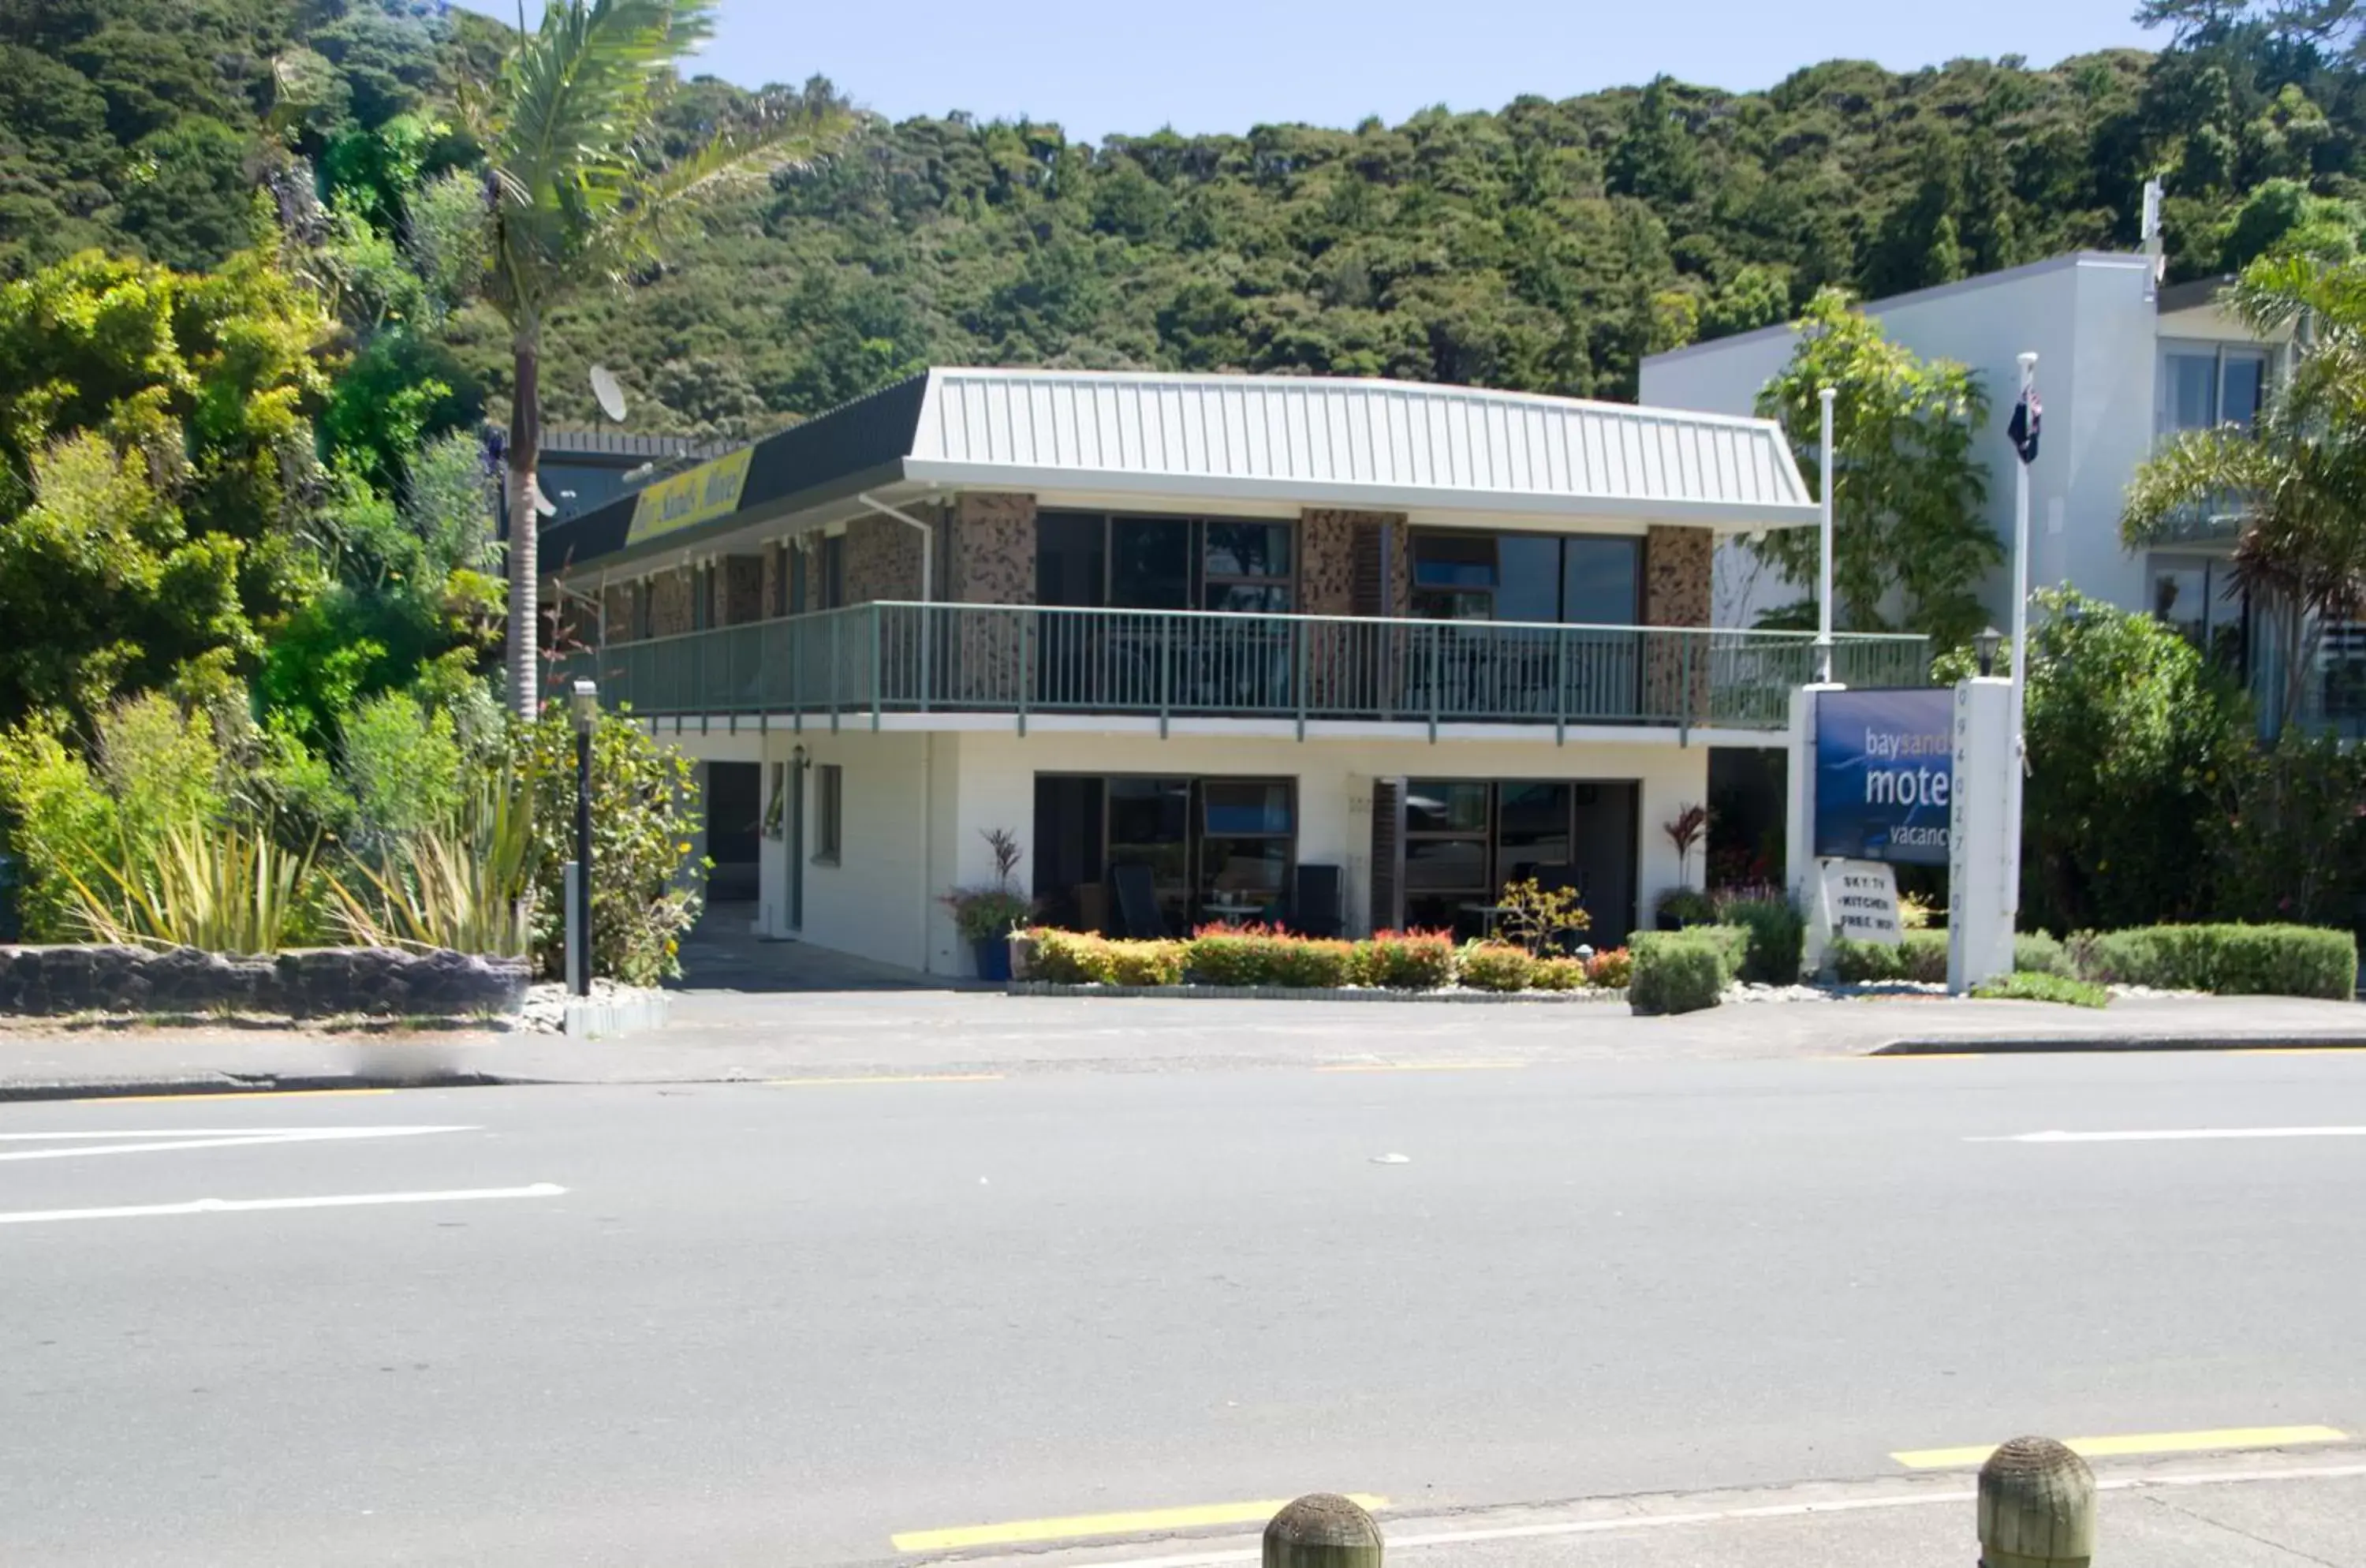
561 602 1930 741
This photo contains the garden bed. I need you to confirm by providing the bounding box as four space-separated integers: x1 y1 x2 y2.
1008 980 1625 1003
0 944 528 1020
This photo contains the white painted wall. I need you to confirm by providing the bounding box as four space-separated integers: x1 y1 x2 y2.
1642 253 2172 634
949 729 1711 964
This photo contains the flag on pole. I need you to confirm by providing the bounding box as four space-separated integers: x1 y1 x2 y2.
2007 385 2041 465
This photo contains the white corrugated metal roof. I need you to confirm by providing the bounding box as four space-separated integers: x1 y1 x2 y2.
903 368 1816 529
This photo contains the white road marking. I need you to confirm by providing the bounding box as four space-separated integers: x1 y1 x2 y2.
0 1182 565 1226
0 1126 476 1162
1970 1126 2366 1144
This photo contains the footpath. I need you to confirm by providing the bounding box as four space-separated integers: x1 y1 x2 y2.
0 989 2358 1099
950 1449 2366 1568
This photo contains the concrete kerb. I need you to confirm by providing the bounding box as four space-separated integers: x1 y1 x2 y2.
1875 1032 2366 1055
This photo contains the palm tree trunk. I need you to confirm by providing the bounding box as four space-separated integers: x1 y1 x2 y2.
506 320 543 719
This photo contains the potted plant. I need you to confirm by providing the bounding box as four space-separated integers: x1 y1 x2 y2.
942 828 1035 981
1655 886 1717 931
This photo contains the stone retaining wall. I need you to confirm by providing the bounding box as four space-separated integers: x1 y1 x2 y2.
0 946 530 1018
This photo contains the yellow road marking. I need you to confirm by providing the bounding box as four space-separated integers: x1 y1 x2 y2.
60 1088 395 1105
764 1073 1003 1087
1893 1425 2348 1469
1318 1061 1529 1073
892 1494 1389 1552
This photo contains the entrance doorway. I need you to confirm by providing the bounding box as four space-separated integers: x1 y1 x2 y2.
705 762 762 902
1379 778 1639 943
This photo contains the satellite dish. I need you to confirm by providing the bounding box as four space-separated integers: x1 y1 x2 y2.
590 364 629 424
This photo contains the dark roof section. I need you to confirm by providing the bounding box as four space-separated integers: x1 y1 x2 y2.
538 373 933 572
2158 274 2234 314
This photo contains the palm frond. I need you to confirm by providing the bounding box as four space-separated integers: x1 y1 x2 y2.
2120 427 2280 547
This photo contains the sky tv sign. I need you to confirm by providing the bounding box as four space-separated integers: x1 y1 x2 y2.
1812 689 1954 866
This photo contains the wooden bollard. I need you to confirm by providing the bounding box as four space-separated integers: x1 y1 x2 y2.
1263 1493 1382 1568
1979 1436 2096 1567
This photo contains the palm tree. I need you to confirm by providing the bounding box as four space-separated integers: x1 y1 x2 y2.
2122 251 2366 734
462 0 848 715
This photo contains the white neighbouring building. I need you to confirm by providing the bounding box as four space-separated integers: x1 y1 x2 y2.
1644 250 2361 734
543 368 1924 976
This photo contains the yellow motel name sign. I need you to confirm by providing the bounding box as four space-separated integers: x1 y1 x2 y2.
625 447 752 545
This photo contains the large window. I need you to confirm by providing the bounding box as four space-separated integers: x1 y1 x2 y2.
813 763 843 864
1398 779 1638 940
1038 775 1297 934
1412 532 1641 625
2160 343 2271 436
1038 513 1295 611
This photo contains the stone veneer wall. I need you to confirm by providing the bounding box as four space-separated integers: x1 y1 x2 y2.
722 555 765 625
947 492 1038 604
1643 524 1715 719
843 513 924 605
0 946 529 1017
602 583 633 644
647 570 696 638
1298 509 1409 618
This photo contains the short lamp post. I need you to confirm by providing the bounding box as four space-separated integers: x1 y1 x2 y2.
1975 625 2004 679
569 678 599 998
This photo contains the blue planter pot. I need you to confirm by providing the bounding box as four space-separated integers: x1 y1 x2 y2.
972 937 1013 983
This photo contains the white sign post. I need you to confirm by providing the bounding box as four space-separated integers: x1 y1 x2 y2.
1947 677 2016 991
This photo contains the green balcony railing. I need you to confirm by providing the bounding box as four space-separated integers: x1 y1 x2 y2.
561 603 1931 736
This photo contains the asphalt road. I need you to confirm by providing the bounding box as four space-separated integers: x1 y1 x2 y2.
5 1051 2365 1566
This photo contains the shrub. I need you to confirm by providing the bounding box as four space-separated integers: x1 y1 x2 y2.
1457 942 1536 992
2077 923 2357 999
1721 897 1805 984
1186 925 1356 987
1355 930 1457 989
1024 929 1185 986
1900 930 1950 982
341 691 464 847
943 887 1035 943
1831 931 1950 984
1691 922 1752 976
519 706 704 987
2014 931 2072 976
1495 877 1591 954
1105 938 1187 987
1585 946 1633 987
326 776 537 958
65 816 321 954
1627 931 1730 1015
1972 971 2110 1009
1529 956 1589 991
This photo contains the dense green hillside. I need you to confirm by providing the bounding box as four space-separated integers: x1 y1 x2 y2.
7 1 2366 435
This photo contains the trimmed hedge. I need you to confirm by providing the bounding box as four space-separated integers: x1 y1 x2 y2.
1016 924 1621 993
2075 923 2357 999
2014 931 2073 976
1360 931 1457 989
1627 930 1731 1016
1457 943 1537 992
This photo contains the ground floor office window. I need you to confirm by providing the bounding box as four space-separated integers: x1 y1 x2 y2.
1033 775 1297 935
1397 779 1638 942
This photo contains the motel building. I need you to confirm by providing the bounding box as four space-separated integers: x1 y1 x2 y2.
543 368 1927 977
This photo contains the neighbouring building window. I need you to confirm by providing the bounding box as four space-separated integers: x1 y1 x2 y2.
814 764 843 864
1411 532 1641 625
2148 551 2248 670
2159 342 2272 436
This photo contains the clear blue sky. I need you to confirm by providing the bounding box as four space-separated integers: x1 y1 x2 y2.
457 0 2163 143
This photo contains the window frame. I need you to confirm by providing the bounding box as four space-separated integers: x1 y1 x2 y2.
812 763 843 865
2159 340 2275 437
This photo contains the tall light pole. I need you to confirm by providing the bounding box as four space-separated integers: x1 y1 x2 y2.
1816 386 1836 684
569 678 599 997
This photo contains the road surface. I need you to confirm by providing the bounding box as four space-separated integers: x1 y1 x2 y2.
4 1049 2364 1564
